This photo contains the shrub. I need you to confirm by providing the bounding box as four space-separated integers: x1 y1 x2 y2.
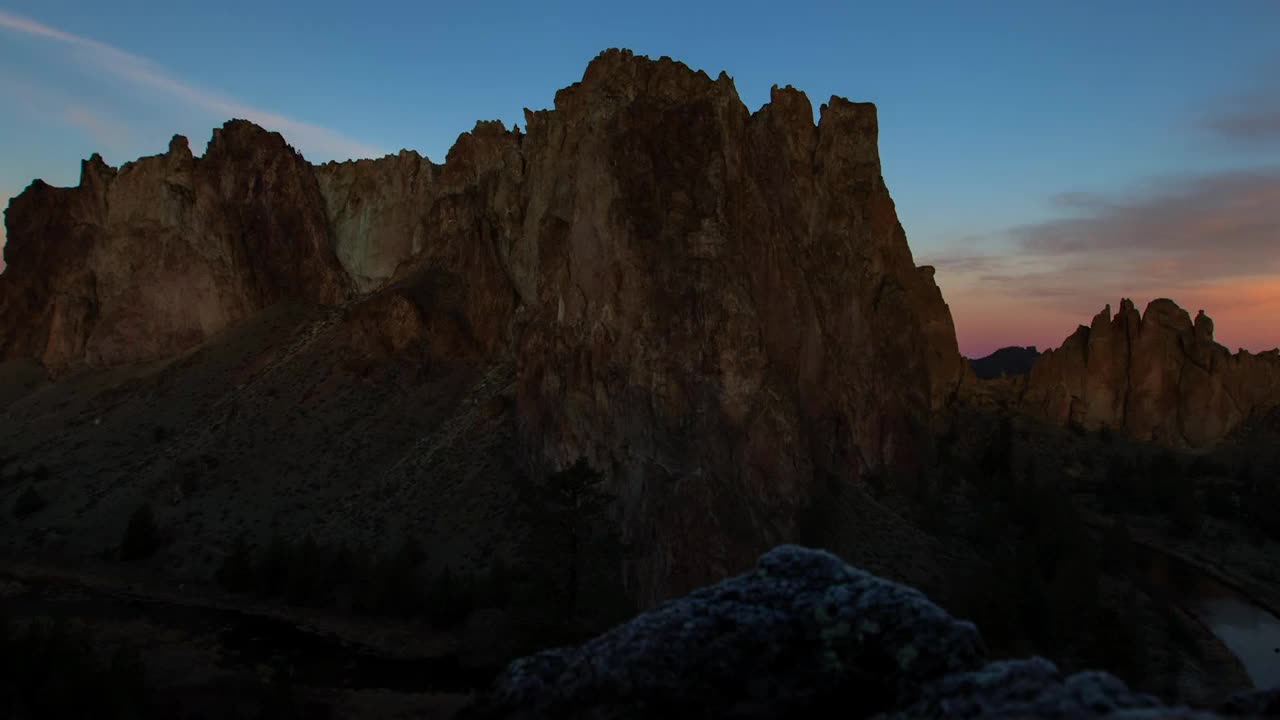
119 503 160 561
12 485 46 519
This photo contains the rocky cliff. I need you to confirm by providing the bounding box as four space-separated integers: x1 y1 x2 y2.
0 49 966 603
0 124 350 369
1022 298 1280 446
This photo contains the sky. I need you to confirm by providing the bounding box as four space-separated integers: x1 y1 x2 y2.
1 1 1277 357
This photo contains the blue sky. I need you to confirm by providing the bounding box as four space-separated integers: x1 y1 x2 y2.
2 1 1278 355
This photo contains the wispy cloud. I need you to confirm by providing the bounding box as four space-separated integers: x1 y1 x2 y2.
0 10 382 161
1199 59 1280 146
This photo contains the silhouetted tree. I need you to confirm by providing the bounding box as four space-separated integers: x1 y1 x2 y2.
977 415 1015 496
12 485 46 519
1167 474 1203 539
216 536 256 592
1101 520 1135 576
516 457 633 635
119 503 160 561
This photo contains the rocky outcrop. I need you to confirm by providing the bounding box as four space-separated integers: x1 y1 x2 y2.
1022 299 1280 446
0 123 350 371
0 49 967 602
506 52 965 600
466 546 1262 719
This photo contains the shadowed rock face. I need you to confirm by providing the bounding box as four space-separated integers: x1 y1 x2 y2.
0 49 966 603
506 51 966 600
1022 299 1280 447
466 546 1266 719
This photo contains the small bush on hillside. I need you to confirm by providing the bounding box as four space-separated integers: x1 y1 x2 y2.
119 503 160 561
12 485 46 519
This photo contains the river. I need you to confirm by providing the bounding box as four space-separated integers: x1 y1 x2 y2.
1135 545 1280 688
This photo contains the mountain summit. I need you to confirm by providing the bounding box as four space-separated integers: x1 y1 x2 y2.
0 49 966 603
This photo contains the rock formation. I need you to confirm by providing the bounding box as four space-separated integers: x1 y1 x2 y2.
466 545 1271 719
0 49 967 603
315 150 443 292
0 124 350 369
1021 299 1280 446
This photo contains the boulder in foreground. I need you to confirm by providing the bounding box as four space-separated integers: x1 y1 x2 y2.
466 546 1274 719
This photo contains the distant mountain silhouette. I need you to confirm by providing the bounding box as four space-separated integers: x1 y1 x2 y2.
970 346 1040 379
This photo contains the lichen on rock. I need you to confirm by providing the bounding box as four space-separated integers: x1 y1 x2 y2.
466 546 1273 720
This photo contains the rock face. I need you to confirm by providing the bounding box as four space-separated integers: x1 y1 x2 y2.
506 52 966 600
467 546 1257 719
1021 299 1280 446
0 49 967 603
314 150 443 292
0 123 350 370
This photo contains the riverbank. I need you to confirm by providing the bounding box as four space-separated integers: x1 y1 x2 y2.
1081 509 1280 693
